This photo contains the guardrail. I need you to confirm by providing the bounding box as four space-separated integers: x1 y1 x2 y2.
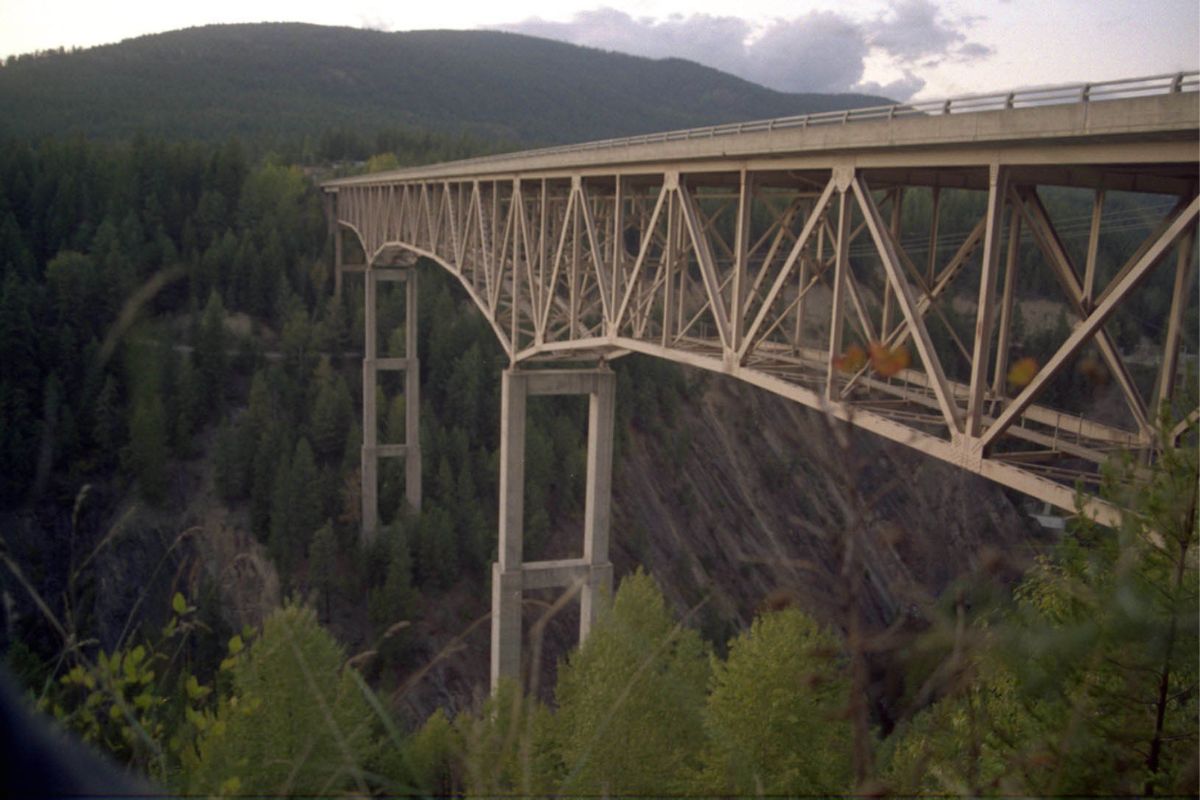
521 71 1199 155
345 71 1198 179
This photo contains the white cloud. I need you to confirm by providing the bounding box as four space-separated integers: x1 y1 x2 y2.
495 2 993 100
867 0 985 64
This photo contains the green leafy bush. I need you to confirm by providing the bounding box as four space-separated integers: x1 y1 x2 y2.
700 607 853 795
552 568 709 796
186 603 378 796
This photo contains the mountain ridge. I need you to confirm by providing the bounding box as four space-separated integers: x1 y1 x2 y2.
0 23 892 145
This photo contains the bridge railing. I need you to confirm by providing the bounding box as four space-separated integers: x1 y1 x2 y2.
392 71 1198 172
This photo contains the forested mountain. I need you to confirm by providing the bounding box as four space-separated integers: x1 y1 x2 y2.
0 24 889 145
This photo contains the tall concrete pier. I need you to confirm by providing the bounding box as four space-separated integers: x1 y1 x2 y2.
491 368 616 690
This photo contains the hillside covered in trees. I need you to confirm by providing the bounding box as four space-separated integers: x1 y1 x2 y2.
0 26 1195 797
0 24 889 146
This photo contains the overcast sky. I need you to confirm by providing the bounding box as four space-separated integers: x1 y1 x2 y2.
1 0 1196 100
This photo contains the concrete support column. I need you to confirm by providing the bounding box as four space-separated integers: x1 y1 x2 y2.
404 269 422 513
490 367 617 693
491 370 528 688
361 265 422 543
580 374 615 640
361 269 379 541
490 564 524 688
333 213 344 300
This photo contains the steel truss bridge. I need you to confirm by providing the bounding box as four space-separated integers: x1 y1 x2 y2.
325 73 1199 689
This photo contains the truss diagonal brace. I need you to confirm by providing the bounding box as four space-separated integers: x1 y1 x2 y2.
966 164 1010 438
982 194 1200 450
678 182 734 351
1014 186 1152 436
853 176 964 435
738 177 837 362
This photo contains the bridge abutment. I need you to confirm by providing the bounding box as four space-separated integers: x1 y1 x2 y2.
491 367 616 693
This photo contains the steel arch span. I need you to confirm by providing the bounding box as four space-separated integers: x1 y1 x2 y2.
326 74 1200 528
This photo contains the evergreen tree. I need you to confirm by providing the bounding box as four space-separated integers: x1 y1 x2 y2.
126 391 168 505
309 359 351 462
195 290 227 417
454 461 488 575
92 374 123 461
213 419 240 503
368 523 418 667
415 505 458 589
290 438 322 548
309 520 338 621
171 354 201 456
269 447 295 569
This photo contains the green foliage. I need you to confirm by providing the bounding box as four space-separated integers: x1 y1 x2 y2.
402 708 460 796
365 152 401 173
883 424 1199 796
309 520 338 620
883 663 1047 795
168 354 201 456
213 415 253 503
126 391 168 505
43 592 243 788
454 680 560 796
186 603 377 796
194 289 227 415
700 608 854 795
414 504 458 589
367 522 418 668
269 438 322 572
552 569 709 796
308 357 352 462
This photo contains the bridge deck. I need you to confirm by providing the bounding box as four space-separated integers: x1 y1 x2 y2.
327 83 1197 186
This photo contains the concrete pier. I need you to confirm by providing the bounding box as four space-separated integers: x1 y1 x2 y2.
361 265 422 541
491 367 616 692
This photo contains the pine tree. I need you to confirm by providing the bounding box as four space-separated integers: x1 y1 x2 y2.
127 391 168 505
310 362 351 462
309 520 338 621
290 438 322 549
92 374 123 461
195 290 227 417
172 355 201 456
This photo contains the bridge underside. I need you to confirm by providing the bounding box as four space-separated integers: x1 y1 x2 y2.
329 94 1199 526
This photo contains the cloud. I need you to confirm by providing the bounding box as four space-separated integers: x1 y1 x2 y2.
495 2 993 101
856 70 928 100
867 0 994 65
743 12 870 95
957 42 994 59
498 9 755 82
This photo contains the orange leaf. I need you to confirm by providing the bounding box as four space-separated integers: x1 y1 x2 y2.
1007 356 1039 388
868 342 911 377
1077 356 1109 386
833 344 867 373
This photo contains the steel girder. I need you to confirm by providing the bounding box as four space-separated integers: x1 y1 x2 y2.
328 90 1200 526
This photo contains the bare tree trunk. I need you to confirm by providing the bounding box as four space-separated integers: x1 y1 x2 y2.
1144 483 1196 795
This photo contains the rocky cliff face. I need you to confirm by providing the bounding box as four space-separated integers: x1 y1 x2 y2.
609 370 1038 635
